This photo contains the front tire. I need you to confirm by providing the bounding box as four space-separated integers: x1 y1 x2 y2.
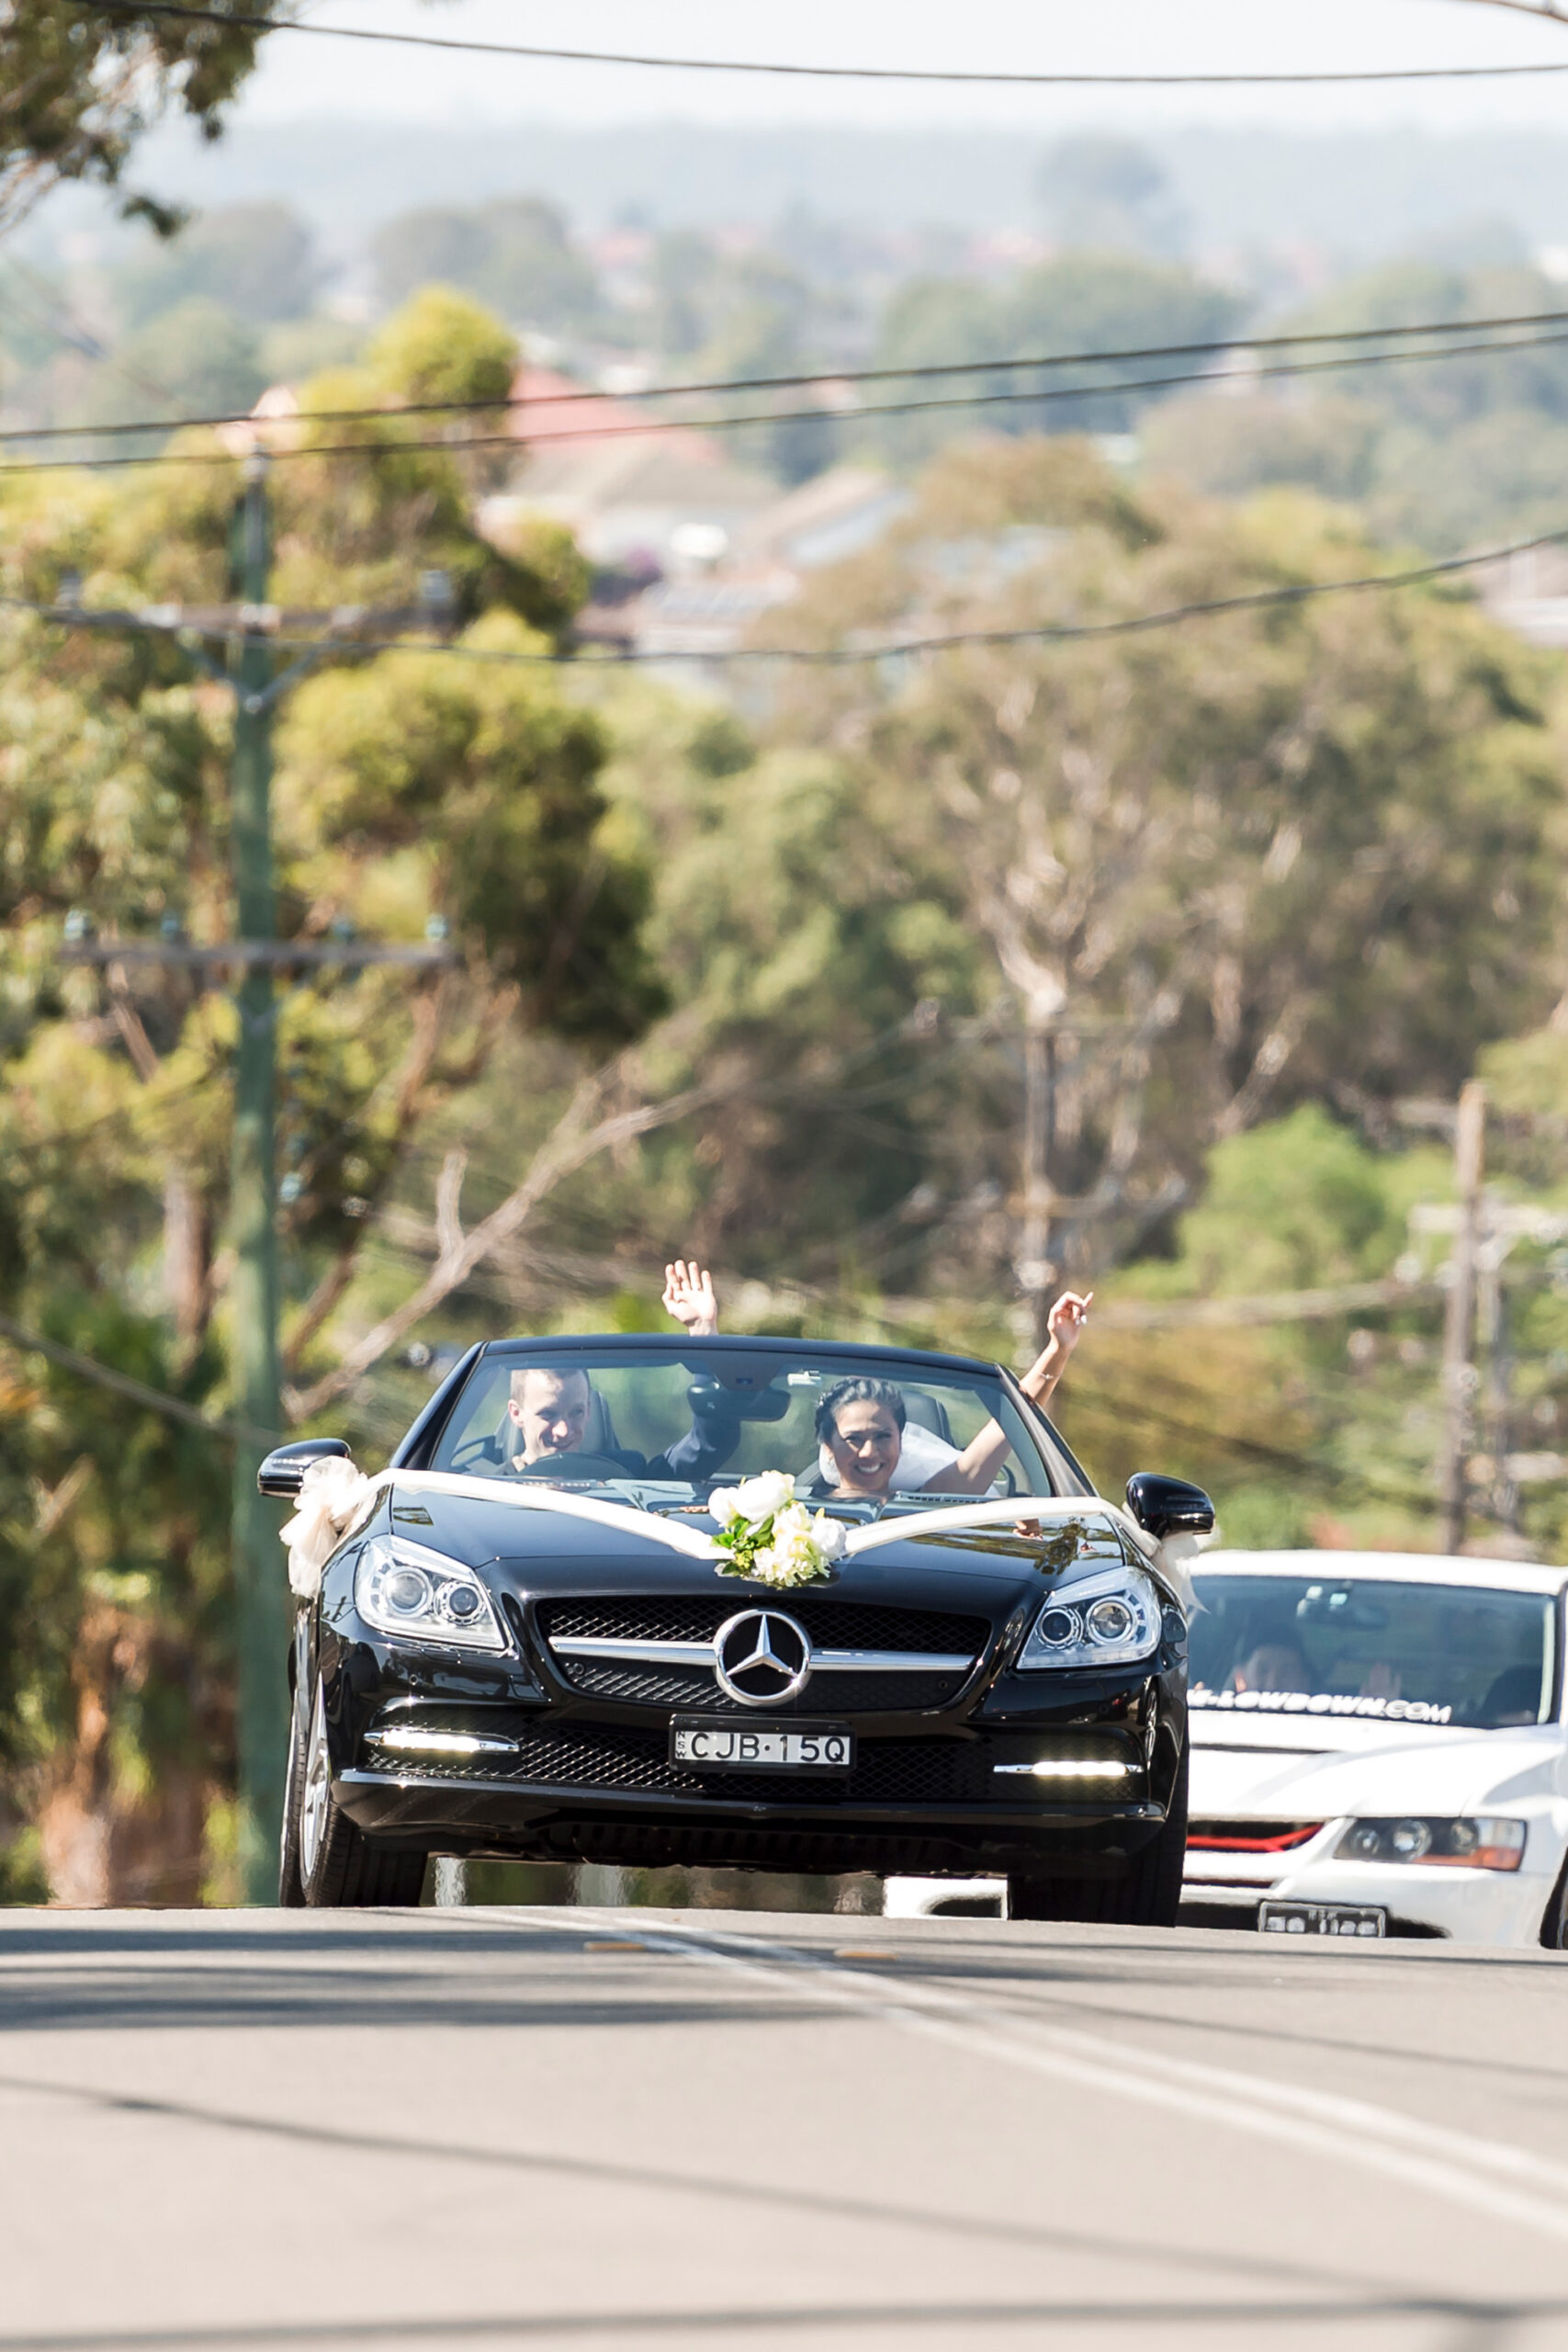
1009 1743 1189 1928
295 1678 428 1908
1541 1851 1568 1951
278 1687 308 1907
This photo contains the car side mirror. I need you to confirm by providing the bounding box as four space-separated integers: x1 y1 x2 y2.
258 1437 353 1499
1125 1472 1215 1541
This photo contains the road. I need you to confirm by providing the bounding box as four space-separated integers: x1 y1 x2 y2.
2 1908 1567 2351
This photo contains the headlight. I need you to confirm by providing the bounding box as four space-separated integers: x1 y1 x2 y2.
355 1535 507 1653
1018 1562 1163 1671
1334 1816 1527 1872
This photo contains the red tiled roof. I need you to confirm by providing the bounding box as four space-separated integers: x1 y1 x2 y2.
509 364 712 455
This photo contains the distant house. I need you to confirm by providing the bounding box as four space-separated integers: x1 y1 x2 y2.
480 363 778 575
1471 541 1568 649
478 365 911 683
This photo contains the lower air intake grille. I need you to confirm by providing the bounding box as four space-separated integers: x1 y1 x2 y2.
368 1723 996 1807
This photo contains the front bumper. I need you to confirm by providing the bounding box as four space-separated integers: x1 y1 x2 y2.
335 1762 1168 1875
315 1591 1187 1878
1183 1826 1562 1945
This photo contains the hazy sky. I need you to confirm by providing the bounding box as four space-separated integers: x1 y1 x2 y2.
238 0 1568 129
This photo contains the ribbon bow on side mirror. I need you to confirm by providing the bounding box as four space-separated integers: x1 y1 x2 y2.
1124 1472 1215 1542
257 1437 354 1499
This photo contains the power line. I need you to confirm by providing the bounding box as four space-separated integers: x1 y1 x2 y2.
8 322 1568 480
72 1 1568 85
6 518 1562 667
12 303 1568 449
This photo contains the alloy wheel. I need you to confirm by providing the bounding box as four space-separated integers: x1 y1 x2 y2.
299 1680 333 1886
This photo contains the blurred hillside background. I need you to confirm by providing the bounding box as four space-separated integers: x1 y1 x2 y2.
8 67 1568 1905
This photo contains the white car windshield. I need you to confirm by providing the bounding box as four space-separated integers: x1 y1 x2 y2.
428 1341 1083 1507
1190 1575 1559 1730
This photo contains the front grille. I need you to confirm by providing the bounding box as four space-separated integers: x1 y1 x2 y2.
537 1595 990 1653
365 1720 1002 1807
536 1594 989 1715
558 1658 971 1714
1188 1820 1325 1853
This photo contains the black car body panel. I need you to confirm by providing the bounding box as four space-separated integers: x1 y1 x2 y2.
296 1416 1190 1880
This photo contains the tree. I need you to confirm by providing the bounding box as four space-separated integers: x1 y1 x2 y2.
120 201 321 329
370 198 603 334
754 437 1566 1298
0 288 660 1899
870 256 1244 463
0 0 279 232
1036 135 1188 258
1148 255 1568 553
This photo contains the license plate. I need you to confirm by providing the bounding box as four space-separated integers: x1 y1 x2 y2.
671 1723 854 1772
1258 1901 1386 1939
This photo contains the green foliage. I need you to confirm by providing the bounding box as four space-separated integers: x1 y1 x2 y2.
116 300 266 423
1146 255 1568 552
1178 1107 1408 1294
1211 1484 1314 1552
120 204 320 330
370 201 603 334
764 443 1562 1260
0 1 274 232
366 285 518 413
0 285 668 1896
277 620 664 1046
873 255 1243 461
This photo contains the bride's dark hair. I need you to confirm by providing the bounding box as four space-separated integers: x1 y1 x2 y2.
814 1377 906 1447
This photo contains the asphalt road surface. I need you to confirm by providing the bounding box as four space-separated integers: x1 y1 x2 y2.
3 1908 1568 2352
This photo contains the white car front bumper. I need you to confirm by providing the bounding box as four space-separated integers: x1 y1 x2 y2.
1182 1819 1561 1945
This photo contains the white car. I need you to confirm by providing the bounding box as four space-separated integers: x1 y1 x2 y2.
1182 1548 1568 1948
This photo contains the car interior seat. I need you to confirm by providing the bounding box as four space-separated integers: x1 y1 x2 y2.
901 1389 955 1443
1480 1661 1542 1724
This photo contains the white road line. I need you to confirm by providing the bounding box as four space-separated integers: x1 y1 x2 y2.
594 1917 1568 2247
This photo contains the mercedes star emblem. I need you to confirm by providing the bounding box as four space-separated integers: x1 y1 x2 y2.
714 1609 812 1706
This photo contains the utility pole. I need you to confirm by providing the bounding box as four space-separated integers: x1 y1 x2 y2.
230 452 285 1903
54 522 458 1904
1018 1020 1056 1353
1437 1080 1485 1554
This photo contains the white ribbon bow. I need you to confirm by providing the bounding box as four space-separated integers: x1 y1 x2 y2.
279 1456 378 1600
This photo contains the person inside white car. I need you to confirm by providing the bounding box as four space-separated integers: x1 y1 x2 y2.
1229 1634 1310 1694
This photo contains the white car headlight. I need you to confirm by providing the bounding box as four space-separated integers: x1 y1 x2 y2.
1018 1562 1163 1671
1334 1816 1527 1872
355 1534 507 1653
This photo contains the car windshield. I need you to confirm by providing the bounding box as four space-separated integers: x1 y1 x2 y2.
427 1340 1080 1509
1190 1574 1560 1730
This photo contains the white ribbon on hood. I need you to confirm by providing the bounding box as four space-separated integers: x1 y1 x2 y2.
276 1465 1201 1613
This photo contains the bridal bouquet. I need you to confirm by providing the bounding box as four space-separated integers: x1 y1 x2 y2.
708 1471 847 1589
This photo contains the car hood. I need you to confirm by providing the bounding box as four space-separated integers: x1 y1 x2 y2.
361 1486 1052 1623
1191 1724 1568 1819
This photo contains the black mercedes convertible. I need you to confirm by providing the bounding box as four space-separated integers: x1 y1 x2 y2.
263 1334 1212 1921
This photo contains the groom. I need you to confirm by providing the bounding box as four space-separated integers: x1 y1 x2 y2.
504 1259 739 1484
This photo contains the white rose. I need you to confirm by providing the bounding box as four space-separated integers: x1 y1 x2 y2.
734 1470 795 1525
809 1511 848 1562
708 1488 744 1525
756 1538 813 1588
